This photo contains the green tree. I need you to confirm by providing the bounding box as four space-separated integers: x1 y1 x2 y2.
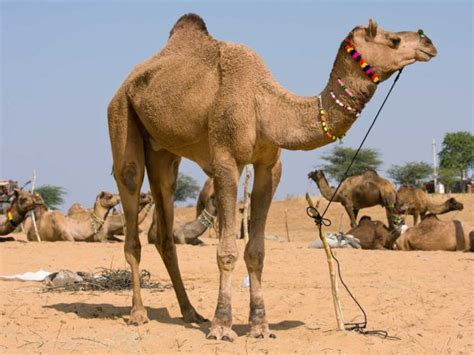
35 185 66 209
174 173 200 202
387 161 432 186
438 167 457 193
439 131 474 183
320 146 382 182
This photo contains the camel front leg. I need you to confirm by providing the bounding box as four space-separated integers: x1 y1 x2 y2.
245 159 281 339
208 156 240 341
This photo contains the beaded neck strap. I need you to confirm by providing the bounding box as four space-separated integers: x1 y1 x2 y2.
343 40 380 84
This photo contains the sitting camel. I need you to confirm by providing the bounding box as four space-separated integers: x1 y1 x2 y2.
148 195 217 245
25 191 120 242
94 193 153 242
346 216 399 250
309 169 400 228
396 185 463 225
0 189 43 239
395 214 473 251
195 178 214 218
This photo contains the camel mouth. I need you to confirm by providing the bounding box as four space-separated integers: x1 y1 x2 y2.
416 48 437 61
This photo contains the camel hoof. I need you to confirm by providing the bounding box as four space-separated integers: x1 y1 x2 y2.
182 308 208 324
128 308 149 326
207 325 237 342
249 324 275 339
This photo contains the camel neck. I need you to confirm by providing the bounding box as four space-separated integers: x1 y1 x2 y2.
315 174 337 201
92 200 109 220
0 202 25 234
259 44 378 150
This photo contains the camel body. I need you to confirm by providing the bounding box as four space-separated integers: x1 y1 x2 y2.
107 14 437 338
397 185 463 224
396 214 473 251
25 192 120 242
346 216 398 250
309 169 398 228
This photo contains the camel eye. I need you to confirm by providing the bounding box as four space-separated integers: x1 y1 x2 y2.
390 37 401 48
418 29 426 38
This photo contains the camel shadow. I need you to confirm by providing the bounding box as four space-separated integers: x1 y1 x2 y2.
44 302 304 335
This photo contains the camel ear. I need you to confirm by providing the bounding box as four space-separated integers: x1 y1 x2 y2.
366 19 378 39
14 188 21 198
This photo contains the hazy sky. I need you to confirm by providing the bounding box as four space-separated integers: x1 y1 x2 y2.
1 1 472 209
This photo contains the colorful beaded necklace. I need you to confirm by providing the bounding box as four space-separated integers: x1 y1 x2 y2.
329 91 360 117
318 95 345 141
344 40 380 84
335 75 359 103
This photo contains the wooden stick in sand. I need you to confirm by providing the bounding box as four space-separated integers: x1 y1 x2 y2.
242 165 251 243
31 169 42 242
305 193 345 331
284 209 291 242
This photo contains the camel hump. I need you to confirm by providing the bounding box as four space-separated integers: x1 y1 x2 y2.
363 168 378 176
169 13 209 37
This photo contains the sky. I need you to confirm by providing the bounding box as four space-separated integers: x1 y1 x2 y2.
1 0 473 210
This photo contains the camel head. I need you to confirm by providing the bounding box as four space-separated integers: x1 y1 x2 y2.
358 215 372 226
346 19 437 81
446 197 464 211
139 192 153 208
308 169 326 183
97 191 121 209
13 188 44 213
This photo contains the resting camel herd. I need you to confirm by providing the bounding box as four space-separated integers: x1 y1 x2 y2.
2 13 472 341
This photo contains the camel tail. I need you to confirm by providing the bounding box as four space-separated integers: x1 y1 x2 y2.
169 13 209 38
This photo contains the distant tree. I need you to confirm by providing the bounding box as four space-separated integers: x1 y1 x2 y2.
35 185 66 209
174 174 200 202
439 131 474 185
320 146 382 182
438 167 457 193
387 162 432 187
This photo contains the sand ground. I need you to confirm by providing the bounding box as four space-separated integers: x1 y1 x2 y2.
1 194 473 354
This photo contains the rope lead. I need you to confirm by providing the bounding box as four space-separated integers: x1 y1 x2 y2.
308 68 405 340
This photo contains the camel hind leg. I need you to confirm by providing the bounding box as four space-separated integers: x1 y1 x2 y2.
145 146 206 323
108 95 147 325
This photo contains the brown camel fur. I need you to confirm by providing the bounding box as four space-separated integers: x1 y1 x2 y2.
95 193 153 242
397 185 463 225
25 192 120 242
395 214 473 251
107 13 436 339
148 195 217 245
309 169 399 229
0 189 43 236
346 215 399 250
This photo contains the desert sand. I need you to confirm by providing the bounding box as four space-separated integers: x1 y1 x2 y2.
1 194 473 353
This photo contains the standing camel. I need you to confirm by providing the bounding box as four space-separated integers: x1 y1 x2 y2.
107 14 436 339
309 169 400 228
396 185 463 225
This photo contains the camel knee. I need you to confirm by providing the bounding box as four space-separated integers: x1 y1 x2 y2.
217 246 238 272
244 247 264 271
125 238 142 262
